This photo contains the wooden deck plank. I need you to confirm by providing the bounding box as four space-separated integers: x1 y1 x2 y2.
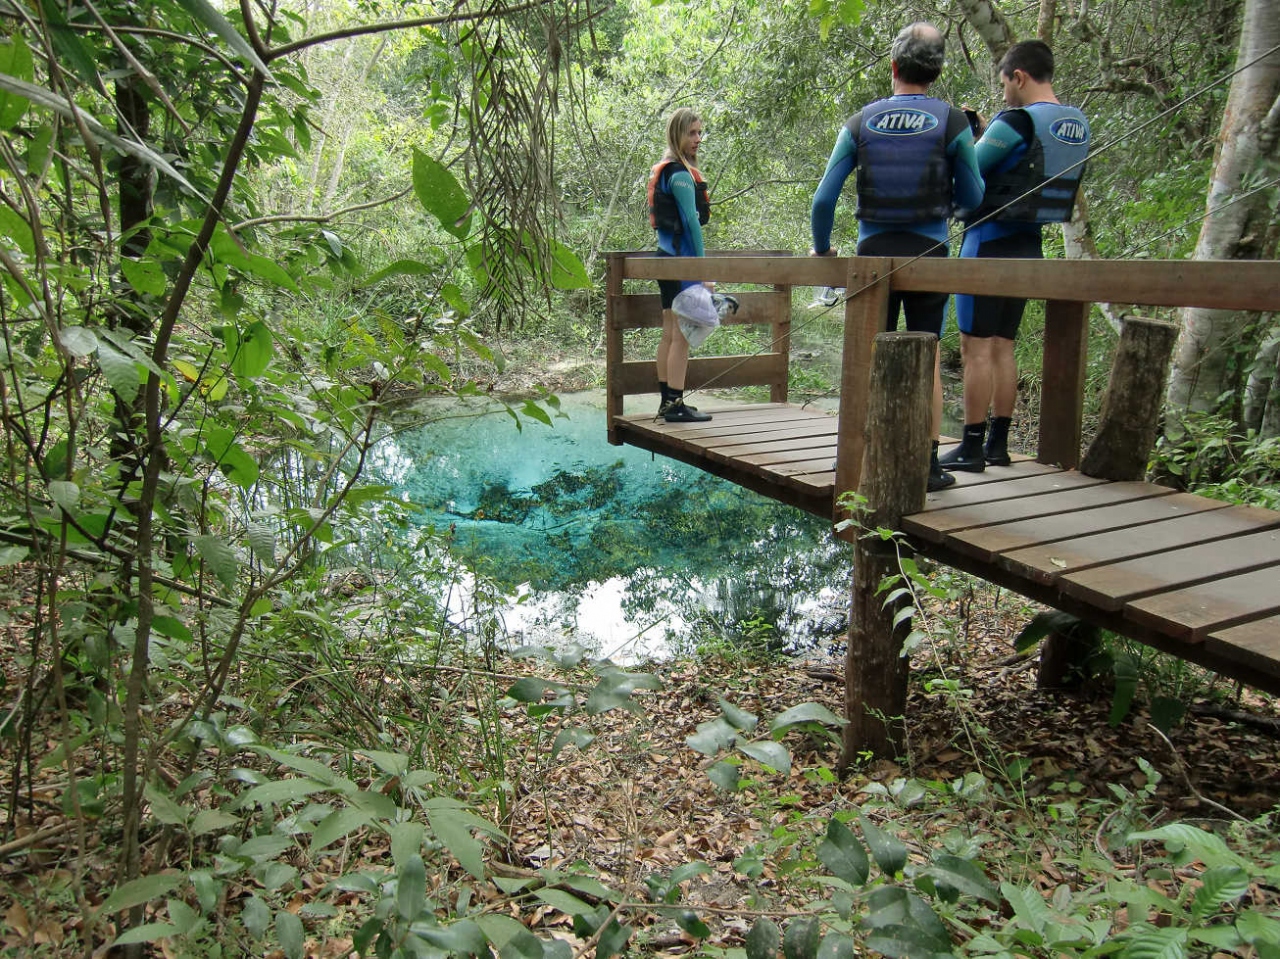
1061 528 1280 611
903 473 1114 541
1125 567 1280 643
706 422 842 453
738 444 838 468
1204 616 1280 686
945 488 1206 562
999 502 1280 586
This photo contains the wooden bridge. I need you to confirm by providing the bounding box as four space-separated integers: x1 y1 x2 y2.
604 252 1280 735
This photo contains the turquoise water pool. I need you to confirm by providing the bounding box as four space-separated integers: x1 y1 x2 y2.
369 392 851 662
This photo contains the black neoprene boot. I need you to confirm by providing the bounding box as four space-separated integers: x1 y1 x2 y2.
939 422 987 473
658 382 674 415
663 389 711 423
928 440 956 492
985 416 1012 466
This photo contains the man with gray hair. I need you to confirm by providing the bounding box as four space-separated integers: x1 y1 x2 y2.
810 21 983 492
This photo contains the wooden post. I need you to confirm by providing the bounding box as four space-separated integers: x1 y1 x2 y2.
770 283 791 404
605 252 625 446
841 331 934 767
1081 315 1179 481
1037 299 1090 468
834 257 890 530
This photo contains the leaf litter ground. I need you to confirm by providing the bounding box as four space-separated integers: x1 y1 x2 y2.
3 579 1279 955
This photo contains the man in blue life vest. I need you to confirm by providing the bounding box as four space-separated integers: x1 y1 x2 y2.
810 21 984 493
942 40 1090 472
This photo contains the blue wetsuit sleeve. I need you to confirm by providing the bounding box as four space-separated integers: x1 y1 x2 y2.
974 113 1031 174
947 124 985 214
667 170 705 257
810 124 858 254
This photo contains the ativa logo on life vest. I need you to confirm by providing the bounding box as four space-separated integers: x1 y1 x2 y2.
1050 117 1088 144
867 109 939 135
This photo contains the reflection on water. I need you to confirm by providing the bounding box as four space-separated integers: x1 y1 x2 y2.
369 392 851 663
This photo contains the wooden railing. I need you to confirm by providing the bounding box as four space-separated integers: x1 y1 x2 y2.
607 252 1280 504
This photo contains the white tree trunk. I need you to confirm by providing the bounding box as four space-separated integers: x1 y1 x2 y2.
954 0 1014 62
1165 0 1280 426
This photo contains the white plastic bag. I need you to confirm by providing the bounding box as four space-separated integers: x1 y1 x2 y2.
672 284 719 348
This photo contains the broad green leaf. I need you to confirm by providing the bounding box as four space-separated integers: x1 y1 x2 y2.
1121 924 1187 959
783 916 823 959
746 918 781 959
675 910 711 939
192 534 240 590
397 854 427 922
96 339 142 404
818 818 870 886
521 399 553 427
535 888 594 917
860 816 907 876
707 760 741 791
48 480 78 513
413 149 472 239
191 808 239 836
1189 866 1250 921
237 834 292 861
223 320 274 379
1001 882 1052 933
276 908 305 959
770 702 846 734
547 239 591 290
100 874 182 914
0 546 28 566
595 918 631 959
864 886 950 947
360 258 438 287
311 806 372 852
551 727 595 759
417 919 488 955
816 931 855 959
507 677 564 702
427 804 486 879
718 697 758 732
243 252 300 292
0 34 34 128
241 896 269 938
144 784 189 826
151 616 192 643
1237 908 1280 945
738 739 791 774
476 913 528 949
247 521 276 566
203 426 259 487
927 854 999 904
391 821 424 867
359 750 410 777
34 0 100 90
58 326 97 357
112 922 180 946
0 206 34 256
1128 824 1247 868
171 0 273 76
686 717 738 756
498 928 549 959
233 777 326 809
119 257 168 296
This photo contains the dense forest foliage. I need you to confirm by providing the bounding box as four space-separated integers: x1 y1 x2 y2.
0 0 1277 954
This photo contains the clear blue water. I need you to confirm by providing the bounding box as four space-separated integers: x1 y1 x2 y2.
368 392 851 662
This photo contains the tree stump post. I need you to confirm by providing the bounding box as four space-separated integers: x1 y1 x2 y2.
1042 315 1177 688
841 332 934 768
1081 315 1180 480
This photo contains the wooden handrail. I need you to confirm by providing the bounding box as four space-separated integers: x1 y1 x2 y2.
605 251 1280 492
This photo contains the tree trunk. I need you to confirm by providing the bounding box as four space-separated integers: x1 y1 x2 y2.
1081 316 1179 480
1165 0 1280 427
841 332 933 766
954 0 1014 62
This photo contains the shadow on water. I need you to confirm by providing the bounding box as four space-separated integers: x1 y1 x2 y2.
369 392 851 663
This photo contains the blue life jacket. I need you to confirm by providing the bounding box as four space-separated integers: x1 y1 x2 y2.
851 97 953 224
977 102 1089 223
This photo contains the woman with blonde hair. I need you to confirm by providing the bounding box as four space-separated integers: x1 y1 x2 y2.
646 107 713 422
